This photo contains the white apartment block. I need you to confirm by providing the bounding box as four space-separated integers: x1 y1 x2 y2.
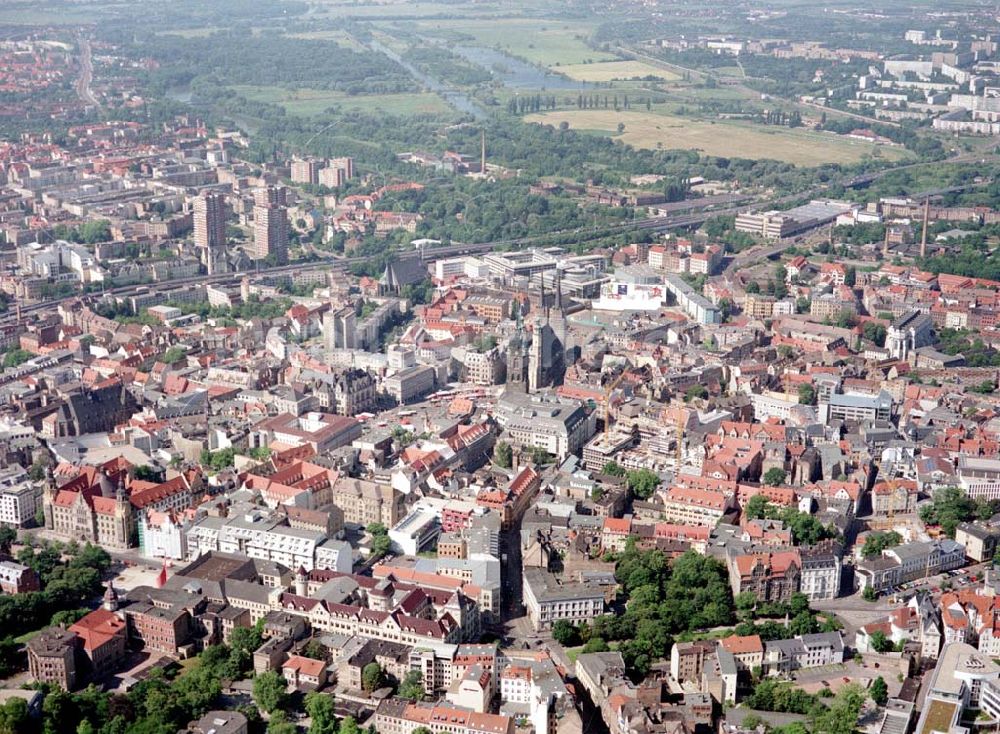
246 525 326 571
660 487 732 527
0 467 39 527
522 568 604 631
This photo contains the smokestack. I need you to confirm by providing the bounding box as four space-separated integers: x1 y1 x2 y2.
920 198 929 259
480 129 486 176
883 226 889 258
540 271 547 320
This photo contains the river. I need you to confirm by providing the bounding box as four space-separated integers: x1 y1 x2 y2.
166 38 592 125
453 45 595 91
367 38 487 120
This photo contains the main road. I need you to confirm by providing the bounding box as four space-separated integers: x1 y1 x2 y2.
75 37 100 109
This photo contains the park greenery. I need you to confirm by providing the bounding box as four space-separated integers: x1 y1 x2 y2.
861 531 903 559
868 630 905 654
367 522 392 560
742 495 838 546
733 590 841 641
2 541 111 645
934 328 1000 369
200 447 236 473
31 620 289 734
133 31 415 96
362 662 386 692
1 349 33 370
742 681 866 734
600 463 661 500
560 545 737 678
51 220 113 245
95 296 295 327
742 678 868 734
0 541 188 729
762 468 787 486
627 468 661 500
919 486 1000 537
398 670 424 702
494 441 513 469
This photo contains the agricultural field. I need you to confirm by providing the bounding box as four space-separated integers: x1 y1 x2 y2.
557 61 681 83
231 85 454 118
412 18 617 67
524 109 912 166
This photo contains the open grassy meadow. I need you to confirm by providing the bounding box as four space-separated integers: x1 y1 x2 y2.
413 18 617 67
524 109 912 166
557 60 680 82
232 86 454 118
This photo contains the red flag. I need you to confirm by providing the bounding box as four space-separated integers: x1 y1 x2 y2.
156 558 167 588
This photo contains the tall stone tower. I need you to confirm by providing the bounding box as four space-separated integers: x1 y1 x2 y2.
507 333 528 393
114 475 134 548
528 317 546 393
295 566 308 597
42 465 56 530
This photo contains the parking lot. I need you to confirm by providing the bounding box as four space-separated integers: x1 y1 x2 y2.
885 562 990 603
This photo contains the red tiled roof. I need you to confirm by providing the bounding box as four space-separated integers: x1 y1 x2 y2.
283 654 325 677
69 608 125 652
720 634 764 655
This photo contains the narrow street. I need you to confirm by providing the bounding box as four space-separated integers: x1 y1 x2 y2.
499 516 524 622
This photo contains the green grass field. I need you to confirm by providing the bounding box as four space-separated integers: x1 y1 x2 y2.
558 60 680 82
525 108 911 166
232 85 454 118
680 86 754 101
714 65 745 78
413 18 617 67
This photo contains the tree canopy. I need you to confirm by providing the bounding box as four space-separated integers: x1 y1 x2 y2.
252 670 288 714
626 469 660 500
593 547 734 678
920 486 997 537
861 531 903 559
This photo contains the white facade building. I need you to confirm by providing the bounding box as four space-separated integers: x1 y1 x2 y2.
314 539 354 573
0 467 39 527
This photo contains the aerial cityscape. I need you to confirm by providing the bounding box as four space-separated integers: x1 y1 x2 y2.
5 1 1000 733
